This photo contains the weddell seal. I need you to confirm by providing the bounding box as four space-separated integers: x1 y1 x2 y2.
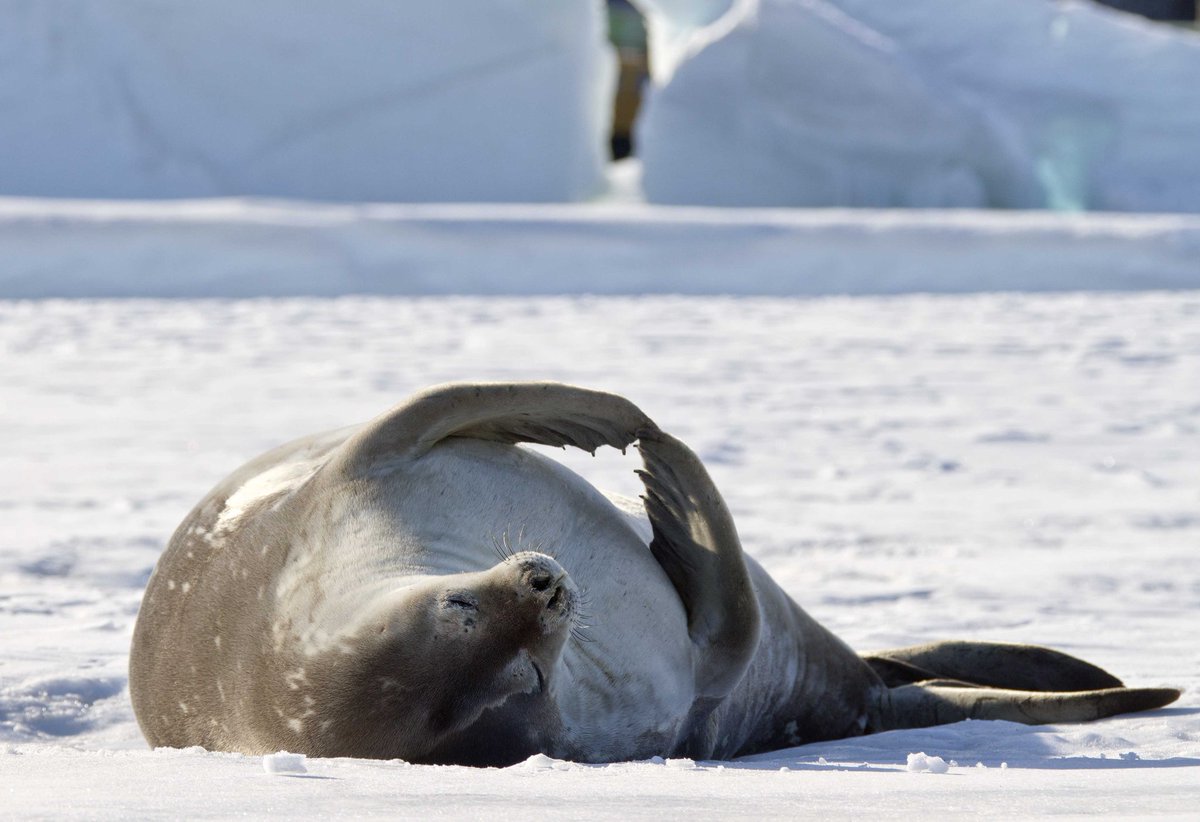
129 382 1180 764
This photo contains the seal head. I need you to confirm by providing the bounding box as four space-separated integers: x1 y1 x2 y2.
307 551 578 762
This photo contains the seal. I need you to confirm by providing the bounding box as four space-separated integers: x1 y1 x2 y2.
129 382 1180 764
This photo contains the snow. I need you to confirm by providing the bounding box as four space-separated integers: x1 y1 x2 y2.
2 291 1198 816
2 1 1199 814
905 752 949 774
0 1 614 202
262 751 308 775
634 0 1200 211
2 197 1200 298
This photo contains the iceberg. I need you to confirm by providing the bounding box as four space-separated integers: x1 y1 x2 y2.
0 1 615 202
634 0 1200 212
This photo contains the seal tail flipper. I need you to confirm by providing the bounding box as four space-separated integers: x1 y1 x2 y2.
862 641 1124 692
876 683 1181 730
329 382 657 477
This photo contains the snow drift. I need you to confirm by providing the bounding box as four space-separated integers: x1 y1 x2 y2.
2 198 1199 298
635 0 1200 212
0 0 614 202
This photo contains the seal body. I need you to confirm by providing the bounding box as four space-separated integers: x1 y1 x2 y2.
130 383 1179 764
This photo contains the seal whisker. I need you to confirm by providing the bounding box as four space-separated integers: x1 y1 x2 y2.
570 623 596 644
490 535 503 562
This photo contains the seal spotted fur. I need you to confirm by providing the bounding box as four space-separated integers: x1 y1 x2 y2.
129 382 1179 763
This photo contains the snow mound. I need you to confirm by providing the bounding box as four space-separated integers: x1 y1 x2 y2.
262 751 307 775
0 1 614 202
905 752 950 774
511 753 576 771
635 0 1200 212
4 199 1200 299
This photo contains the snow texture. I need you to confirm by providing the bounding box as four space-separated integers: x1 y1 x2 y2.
0 1 614 202
2 197 1200 298
2 292 1198 817
635 0 1200 211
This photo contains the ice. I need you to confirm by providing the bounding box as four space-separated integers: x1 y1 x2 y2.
2 199 1200 299
0 1 614 202
905 752 950 774
634 0 1200 212
262 751 307 774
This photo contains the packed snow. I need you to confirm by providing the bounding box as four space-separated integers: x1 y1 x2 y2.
0 0 614 202
2 292 1197 817
635 0 1200 211
3 197 1200 298
2 0 1199 816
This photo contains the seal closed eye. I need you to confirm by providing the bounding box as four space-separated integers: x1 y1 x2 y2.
129 382 1181 764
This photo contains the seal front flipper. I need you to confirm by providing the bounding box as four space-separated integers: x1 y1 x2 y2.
330 381 656 476
635 429 761 719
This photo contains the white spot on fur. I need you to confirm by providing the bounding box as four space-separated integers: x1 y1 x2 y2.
216 461 319 534
213 635 221 649
178 702 189 715
287 718 304 733
181 582 191 594
167 580 176 591
285 669 308 691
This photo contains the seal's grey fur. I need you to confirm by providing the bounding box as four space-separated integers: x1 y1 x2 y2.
129 382 1179 764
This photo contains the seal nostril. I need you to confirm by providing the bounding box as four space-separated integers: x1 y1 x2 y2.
547 586 563 610
529 573 552 592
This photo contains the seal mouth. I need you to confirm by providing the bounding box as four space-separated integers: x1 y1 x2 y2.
530 659 547 693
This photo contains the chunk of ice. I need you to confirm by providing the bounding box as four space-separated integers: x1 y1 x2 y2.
906 752 950 774
262 751 307 775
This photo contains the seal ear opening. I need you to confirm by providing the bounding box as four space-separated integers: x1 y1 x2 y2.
329 382 656 478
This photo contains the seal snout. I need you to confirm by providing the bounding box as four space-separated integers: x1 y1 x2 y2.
505 551 577 624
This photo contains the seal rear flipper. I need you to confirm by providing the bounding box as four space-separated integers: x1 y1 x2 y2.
876 683 1181 730
635 429 760 703
330 382 656 477
862 641 1124 692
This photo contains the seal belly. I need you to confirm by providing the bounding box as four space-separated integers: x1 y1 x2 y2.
365 440 699 757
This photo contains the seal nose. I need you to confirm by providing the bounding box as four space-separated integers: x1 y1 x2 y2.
507 551 574 615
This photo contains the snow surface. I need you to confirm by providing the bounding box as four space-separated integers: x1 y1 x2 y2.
635 0 1200 211
2 291 1198 817
3 197 1200 298
0 1 614 202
